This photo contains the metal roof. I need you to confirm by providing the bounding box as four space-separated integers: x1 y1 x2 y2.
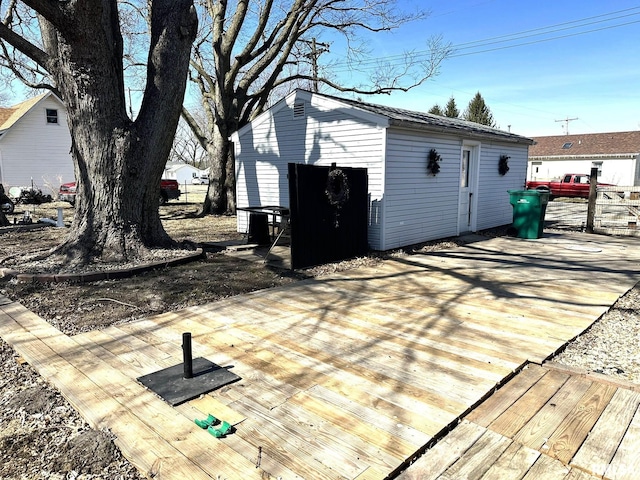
313 91 534 145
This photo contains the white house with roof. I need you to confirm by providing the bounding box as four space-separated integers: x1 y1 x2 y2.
0 92 74 194
163 161 208 185
232 89 534 251
528 131 640 186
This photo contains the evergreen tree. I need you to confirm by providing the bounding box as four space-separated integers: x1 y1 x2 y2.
429 104 443 115
463 92 496 127
444 96 459 118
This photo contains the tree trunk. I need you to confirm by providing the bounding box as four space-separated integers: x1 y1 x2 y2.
202 126 236 215
44 0 197 266
0 185 11 226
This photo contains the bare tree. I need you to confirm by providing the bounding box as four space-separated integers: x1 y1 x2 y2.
171 117 208 168
0 1 197 266
184 0 452 214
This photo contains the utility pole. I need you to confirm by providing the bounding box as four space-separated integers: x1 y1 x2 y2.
302 38 330 92
555 117 578 135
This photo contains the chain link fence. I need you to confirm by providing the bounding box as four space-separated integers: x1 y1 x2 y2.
544 199 588 232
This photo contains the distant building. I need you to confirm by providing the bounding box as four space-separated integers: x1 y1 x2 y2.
0 92 74 194
163 162 208 185
528 131 640 186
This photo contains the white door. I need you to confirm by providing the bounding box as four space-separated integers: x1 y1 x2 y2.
458 147 477 233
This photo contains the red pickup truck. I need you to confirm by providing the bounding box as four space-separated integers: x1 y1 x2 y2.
58 179 181 205
526 173 614 199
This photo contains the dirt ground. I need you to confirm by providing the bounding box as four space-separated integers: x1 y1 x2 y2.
1 200 639 479
0 202 310 334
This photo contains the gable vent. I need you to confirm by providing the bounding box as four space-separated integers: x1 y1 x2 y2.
293 102 306 118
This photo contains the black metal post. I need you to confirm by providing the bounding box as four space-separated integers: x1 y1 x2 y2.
182 332 193 379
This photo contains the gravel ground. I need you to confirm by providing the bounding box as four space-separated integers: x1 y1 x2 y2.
552 285 640 383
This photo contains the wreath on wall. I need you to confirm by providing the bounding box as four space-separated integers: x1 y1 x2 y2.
498 154 510 176
427 148 442 175
325 168 350 208
325 168 350 228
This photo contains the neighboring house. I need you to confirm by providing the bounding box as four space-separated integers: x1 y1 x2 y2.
163 161 207 185
0 92 74 193
528 131 640 186
232 89 534 251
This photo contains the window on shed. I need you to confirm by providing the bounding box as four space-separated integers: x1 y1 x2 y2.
461 150 470 188
293 102 305 119
46 109 58 124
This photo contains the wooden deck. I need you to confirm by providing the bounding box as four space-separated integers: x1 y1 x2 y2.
1 231 640 479
399 363 640 480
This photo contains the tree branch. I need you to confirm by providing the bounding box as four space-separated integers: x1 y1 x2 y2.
19 0 71 32
0 21 49 69
181 106 208 149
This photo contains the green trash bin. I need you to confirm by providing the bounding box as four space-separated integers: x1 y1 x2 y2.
508 190 549 239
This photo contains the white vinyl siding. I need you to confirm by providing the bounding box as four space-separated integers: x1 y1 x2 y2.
0 95 73 192
235 93 385 248
234 90 533 251
383 129 461 249
475 142 529 232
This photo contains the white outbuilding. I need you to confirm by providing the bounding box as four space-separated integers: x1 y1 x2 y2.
232 89 534 251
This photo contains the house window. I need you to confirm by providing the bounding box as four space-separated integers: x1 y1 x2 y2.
592 161 603 177
46 109 58 124
532 161 542 174
562 142 573 149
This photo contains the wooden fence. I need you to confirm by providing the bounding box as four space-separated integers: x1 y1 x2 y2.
592 186 640 237
288 163 368 269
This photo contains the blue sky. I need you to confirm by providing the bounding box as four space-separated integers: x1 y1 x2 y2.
4 1 638 138
337 1 640 137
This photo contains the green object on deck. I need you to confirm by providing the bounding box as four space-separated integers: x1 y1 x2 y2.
194 414 217 429
208 420 232 438
508 190 549 239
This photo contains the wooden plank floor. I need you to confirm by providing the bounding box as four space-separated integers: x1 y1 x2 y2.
2 231 640 479
399 363 640 480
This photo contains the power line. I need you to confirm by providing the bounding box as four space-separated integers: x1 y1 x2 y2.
301 38 330 92
449 19 640 59
453 6 640 51
327 6 640 73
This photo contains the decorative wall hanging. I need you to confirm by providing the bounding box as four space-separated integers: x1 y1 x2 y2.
499 154 510 176
325 167 350 227
427 148 442 175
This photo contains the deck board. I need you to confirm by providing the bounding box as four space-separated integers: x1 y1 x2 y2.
3 232 640 479
570 388 640 476
603 403 640 480
402 365 639 480
545 382 618 464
